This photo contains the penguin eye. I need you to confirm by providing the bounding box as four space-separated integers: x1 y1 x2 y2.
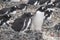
42 7 44 9
14 6 16 8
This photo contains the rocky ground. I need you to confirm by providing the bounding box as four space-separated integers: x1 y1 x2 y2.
0 2 44 40
0 1 60 40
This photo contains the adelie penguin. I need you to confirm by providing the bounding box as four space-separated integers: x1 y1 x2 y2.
27 0 51 5
27 0 41 5
0 5 18 16
31 6 47 31
44 10 53 20
0 5 18 26
0 14 11 26
39 0 51 5
0 8 11 26
0 8 10 16
11 13 33 32
9 6 18 12
16 4 28 11
9 4 27 11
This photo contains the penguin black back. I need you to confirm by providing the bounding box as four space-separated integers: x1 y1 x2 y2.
17 4 28 10
39 0 49 5
0 8 9 15
0 14 11 26
11 13 32 32
27 0 37 5
44 10 53 20
37 6 47 12
10 6 17 12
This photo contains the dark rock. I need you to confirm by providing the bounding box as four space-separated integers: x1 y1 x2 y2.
3 0 10 2
0 8 9 15
56 2 60 8
54 23 60 30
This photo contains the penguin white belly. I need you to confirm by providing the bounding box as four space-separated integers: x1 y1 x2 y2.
31 11 45 31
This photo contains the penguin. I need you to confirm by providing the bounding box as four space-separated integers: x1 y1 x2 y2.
46 4 55 8
27 0 51 5
27 0 42 5
0 5 18 16
0 5 23 26
9 4 28 11
44 10 53 20
11 13 32 32
0 14 11 26
0 8 10 16
9 6 18 12
27 0 37 5
16 4 28 10
53 0 60 7
0 8 12 26
31 6 46 31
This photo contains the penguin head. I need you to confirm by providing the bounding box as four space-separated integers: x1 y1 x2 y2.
44 9 53 16
10 6 18 12
24 12 33 17
45 10 53 13
16 4 28 10
37 6 47 12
